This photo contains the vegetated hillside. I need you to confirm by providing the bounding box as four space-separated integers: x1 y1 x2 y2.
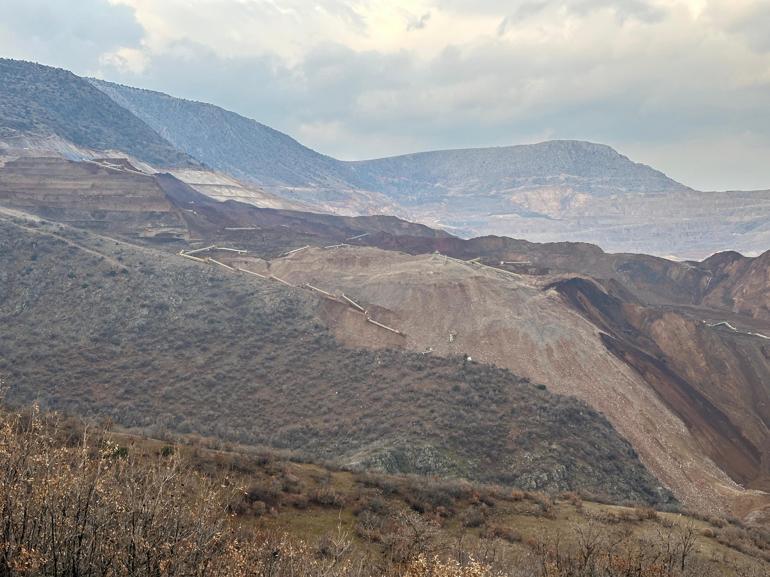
1 154 764 517
3 406 768 577
0 59 191 166
0 216 668 505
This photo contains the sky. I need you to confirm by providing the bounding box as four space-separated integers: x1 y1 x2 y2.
1 0 770 191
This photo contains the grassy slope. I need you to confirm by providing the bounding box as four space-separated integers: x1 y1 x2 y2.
119 430 770 576
0 215 667 505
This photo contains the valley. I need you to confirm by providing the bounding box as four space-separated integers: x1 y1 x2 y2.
1 154 768 525
0 58 768 542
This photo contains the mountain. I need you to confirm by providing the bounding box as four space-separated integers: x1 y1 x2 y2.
1 60 764 258
89 79 348 189
90 79 684 200
1 155 768 521
0 59 192 167
348 140 687 202
88 77 770 258
1 60 769 520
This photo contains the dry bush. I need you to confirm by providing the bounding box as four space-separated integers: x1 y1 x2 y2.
634 506 659 521
402 555 501 577
560 492 583 509
510 490 527 502
309 486 346 508
0 406 368 577
482 525 522 544
0 406 231 577
460 507 488 528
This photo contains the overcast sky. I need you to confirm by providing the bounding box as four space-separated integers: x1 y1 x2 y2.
1 0 770 190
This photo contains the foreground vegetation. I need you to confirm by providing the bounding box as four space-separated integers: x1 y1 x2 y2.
1 404 767 577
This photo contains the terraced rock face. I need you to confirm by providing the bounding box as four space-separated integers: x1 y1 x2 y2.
0 156 187 239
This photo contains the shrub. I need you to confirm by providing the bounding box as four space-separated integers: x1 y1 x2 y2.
309 486 345 508
460 507 487 528
482 524 522 543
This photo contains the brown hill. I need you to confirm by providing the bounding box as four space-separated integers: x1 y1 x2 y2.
0 212 668 505
0 155 767 520
260 246 769 518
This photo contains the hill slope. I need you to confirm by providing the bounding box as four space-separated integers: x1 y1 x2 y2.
90 80 348 188
88 76 770 258
0 156 766 518
349 140 687 203
90 78 684 201
0 59 191 167
0 210 669 505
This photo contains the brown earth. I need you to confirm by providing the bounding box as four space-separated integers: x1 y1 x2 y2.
262 246 769 519
0 156 188 240
1 156 767 520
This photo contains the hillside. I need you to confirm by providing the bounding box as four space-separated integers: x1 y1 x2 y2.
90 79 684 200
0 59 192 166
89 79 400 216
0 59 762 257
0 211 668 505
349 140 687 202
1 154 767 516
88 76 770 258
89 80 348 188
2 405 768 577
0 60 754 258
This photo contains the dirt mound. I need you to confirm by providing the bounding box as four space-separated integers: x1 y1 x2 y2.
268 246 769 518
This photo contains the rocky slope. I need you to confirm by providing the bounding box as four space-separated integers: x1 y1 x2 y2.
0 59 192 167
1 156 767 518
263 246 769 518
89 77 770 258
126 191 768 517
1 60 764 258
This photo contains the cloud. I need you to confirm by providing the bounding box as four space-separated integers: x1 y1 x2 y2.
407 12 432 31
723 3 770 53
0 0 143 72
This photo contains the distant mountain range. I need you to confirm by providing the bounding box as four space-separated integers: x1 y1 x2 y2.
1 58 768 258
90 78 688 196
90 78 690 211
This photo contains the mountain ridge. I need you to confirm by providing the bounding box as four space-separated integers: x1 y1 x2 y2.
90 77 687 198
1 58 768 257
0 59 193 167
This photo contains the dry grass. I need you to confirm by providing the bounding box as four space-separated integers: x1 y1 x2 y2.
0 403 768 577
